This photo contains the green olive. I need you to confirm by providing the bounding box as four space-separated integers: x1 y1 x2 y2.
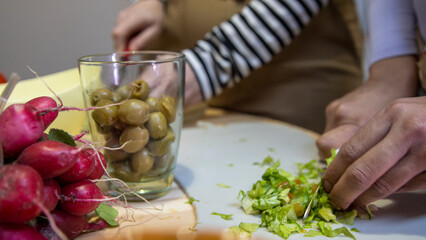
116 85 132 99
92 99 118 127
154 154 174 170
90 88 113 105
131 148 154 175
131 79 150 100
147 128 175 156
160 98 176 123
111 92 122 103
119 126 149 153
118 99 150 125
105 137 129 162
95 123 113 134
113 119 127 131
145 97 163 113
161 95 175 106
110 161 140 182
146 112 167 139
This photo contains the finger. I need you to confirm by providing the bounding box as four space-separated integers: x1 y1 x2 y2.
112 25 134 51
398 171 426 192
322 109 391 193
112 15 150 51
128 25 162 50
316 123 358 159
112 11 132 51
328 120 410 209
352 152 425 207
323 101 341 132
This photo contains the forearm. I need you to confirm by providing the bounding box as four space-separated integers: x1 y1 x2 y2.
182 0 330 100
367 56 418 97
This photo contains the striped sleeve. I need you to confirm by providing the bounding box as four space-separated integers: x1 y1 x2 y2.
182 0 330 100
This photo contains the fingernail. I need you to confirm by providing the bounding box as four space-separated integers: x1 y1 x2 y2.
323 180 332 193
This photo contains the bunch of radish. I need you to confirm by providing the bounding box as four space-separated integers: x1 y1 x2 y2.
0 96 114 240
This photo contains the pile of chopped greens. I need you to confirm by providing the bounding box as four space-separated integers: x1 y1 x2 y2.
234 151 359 239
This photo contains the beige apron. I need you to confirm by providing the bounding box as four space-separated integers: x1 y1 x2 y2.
147 0 363 133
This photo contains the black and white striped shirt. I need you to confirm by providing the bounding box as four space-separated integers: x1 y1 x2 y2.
182 0 330 100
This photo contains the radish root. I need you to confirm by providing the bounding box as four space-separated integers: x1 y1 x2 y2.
35 200 68 240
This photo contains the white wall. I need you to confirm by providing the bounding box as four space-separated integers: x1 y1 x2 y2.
0 0 129 79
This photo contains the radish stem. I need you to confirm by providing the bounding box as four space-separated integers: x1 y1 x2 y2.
0 73 21 113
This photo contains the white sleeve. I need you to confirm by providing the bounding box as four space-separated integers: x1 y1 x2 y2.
367 0 418 66
182 0 330 100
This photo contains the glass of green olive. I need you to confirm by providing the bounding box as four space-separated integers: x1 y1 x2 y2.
78 51 185 200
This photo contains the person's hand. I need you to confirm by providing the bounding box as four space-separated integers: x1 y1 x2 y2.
322 96 426 210
112 0 165 51
139 62 203 108
316 56 418 159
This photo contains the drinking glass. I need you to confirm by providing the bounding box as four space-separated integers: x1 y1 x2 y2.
78 51 185 200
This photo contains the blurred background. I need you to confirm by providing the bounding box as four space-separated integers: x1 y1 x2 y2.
0 0 129 79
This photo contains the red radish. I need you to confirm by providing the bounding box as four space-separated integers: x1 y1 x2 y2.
0 223 48 240
36 209 89 240
16 140 78 179
56 148 96 183
26 96 58 129
43 179 61 211
86 149 107 180
87 219 108 232
0 71 6 83
60 179 103 216
0 104 44 159
0 164 43 223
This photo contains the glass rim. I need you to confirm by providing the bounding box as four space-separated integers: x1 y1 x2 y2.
78 50 185 64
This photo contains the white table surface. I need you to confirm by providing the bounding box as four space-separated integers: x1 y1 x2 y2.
175 109 426 240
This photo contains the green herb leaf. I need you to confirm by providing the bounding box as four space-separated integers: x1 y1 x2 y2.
188 222 201 232
95 203 118 227
217 183 231 188
185 197 199 205
211 212 233 220
47 128 76 146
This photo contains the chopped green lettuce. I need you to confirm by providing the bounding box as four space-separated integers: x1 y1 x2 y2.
338 209 357 225
253 155 277 167
236 152 361 239
211 212 233 220
318 207 337 222
217 183 231 188
326 148 338 166
238 222 259 232
228 226 252 238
